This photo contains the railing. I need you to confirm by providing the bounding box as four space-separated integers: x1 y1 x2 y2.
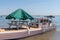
8 20 28 29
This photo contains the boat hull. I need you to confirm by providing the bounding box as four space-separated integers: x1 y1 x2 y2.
0 29 42 40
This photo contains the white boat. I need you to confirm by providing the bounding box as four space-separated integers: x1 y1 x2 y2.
0 18 56 40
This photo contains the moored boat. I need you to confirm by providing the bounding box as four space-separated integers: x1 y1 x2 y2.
0 18 56 40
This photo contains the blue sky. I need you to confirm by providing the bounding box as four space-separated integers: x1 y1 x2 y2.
0 0 60 15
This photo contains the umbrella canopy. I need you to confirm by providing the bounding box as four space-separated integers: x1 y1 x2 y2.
44 15 55 19
6 9 34 20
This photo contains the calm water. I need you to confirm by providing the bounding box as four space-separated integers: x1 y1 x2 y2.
0 15 60 40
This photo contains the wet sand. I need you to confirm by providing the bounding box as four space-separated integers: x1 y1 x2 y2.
17 30 60 40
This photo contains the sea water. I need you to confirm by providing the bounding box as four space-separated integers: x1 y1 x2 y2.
0 15 60 31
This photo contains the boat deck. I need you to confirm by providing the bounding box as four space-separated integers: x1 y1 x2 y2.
0 27 42 33
0 27 42 40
